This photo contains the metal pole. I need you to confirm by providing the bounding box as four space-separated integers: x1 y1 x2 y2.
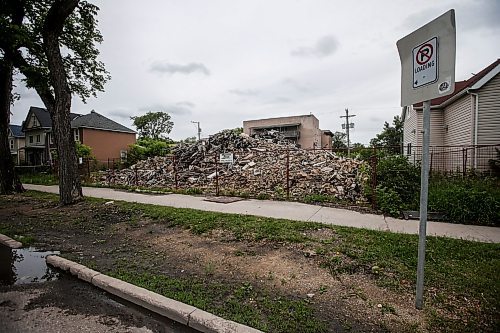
346 109 350 157
416 100 431 310
215 153 219 196
340 109 356 158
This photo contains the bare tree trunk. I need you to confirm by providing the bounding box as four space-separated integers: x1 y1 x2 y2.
43 0 82 204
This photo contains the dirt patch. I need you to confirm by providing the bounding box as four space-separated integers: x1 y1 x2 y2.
0 194 440 332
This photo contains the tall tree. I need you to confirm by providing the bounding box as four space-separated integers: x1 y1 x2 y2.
370 115 403 150
331 131 347 149
131 111 173 140
0 0 109 203
0 0 24 194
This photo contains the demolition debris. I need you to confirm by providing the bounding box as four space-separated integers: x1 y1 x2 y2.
99 130 368 202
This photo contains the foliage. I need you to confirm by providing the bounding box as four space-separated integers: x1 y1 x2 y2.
131 111 173 140
331 131 347 149
370 115 403 152
429 176 500 226
1 1 110 103
178 136 196 144
126 138 170 166
376 155 420 204
75 141 93 159
228 127 243 135
489 148 500 176
375 186 404 216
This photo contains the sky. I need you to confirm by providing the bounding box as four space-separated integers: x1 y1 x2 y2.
10 0 500 144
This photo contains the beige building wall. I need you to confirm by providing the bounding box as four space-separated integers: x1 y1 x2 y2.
243 114 331 149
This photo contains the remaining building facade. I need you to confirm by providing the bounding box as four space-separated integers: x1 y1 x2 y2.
21 106 136 165
8 124 25 165
243 114 333 149
402 59 500 172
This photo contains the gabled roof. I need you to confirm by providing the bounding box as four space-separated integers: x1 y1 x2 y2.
23 106 81 131
71 110 136 134
21 107 135 134
9 124 24 137
414 58 500 108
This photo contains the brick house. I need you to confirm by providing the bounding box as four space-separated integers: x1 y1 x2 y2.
21 106 136 165
243 114 334 149
401 59 500 172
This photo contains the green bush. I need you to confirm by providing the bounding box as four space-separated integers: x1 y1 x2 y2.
126 138 170 166
375 186 404 216
429 177 500 226
375 155 420 206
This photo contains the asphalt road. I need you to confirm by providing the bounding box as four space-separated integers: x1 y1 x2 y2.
0 274 199 333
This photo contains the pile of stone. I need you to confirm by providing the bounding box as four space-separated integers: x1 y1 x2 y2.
99 130 368 202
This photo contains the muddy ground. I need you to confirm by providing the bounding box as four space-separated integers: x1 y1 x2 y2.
0 194 454 332
0 275 197 333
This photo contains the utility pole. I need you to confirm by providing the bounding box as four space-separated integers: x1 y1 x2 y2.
191 121 201 141
340 108 356 157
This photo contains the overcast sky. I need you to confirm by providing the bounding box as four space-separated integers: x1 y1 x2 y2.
10 0 500 144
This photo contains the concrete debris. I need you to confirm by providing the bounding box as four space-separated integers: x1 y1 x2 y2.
98 130 368 202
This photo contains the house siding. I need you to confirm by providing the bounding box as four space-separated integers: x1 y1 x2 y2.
403 106 418 150
81 128 136 162
477 73 500 145
414 109 445 146
443 94 473 146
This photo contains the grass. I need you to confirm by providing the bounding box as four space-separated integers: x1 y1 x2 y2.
108 269 327 333
20 173 58 185
7 190 500 331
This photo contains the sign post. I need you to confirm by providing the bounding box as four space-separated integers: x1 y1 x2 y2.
397 9 456 310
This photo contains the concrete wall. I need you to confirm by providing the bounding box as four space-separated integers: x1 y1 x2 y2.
81 128 136 162
243 114 329 149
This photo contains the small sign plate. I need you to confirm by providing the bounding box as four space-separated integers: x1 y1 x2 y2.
412 37 438 88
219 153 234 163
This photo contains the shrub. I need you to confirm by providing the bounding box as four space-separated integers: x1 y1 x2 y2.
375 186 404 217
429 177 500 226
376 155 420 200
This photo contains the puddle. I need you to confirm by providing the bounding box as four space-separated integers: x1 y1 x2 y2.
0 245 60 286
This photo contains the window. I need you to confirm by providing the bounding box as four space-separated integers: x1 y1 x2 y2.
29 136 33 144
74 129 80 142
36 134 41 143
32 115 39 127
10 139 14 150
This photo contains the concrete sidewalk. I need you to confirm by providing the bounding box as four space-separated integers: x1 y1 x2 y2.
25 184 500 243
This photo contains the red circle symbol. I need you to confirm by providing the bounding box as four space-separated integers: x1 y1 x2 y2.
416 43 433 65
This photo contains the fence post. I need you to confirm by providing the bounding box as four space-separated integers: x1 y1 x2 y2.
174 155 178 190
462 148 466 177
286 147 290 200
371 146 377 210
215 153 219 196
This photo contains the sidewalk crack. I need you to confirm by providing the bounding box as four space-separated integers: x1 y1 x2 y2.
307 206 323 222
383 215 390 231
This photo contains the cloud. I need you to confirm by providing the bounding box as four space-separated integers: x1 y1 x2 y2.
108 109 133 119
291 35 339 58
402 1 500 32
139 103 193 115
228 89 260 96
150 62 211 75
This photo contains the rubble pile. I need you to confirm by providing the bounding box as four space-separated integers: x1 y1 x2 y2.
100 130 368 201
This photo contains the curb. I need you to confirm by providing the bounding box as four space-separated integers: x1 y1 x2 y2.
0 233 23 249
46 255 263 333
